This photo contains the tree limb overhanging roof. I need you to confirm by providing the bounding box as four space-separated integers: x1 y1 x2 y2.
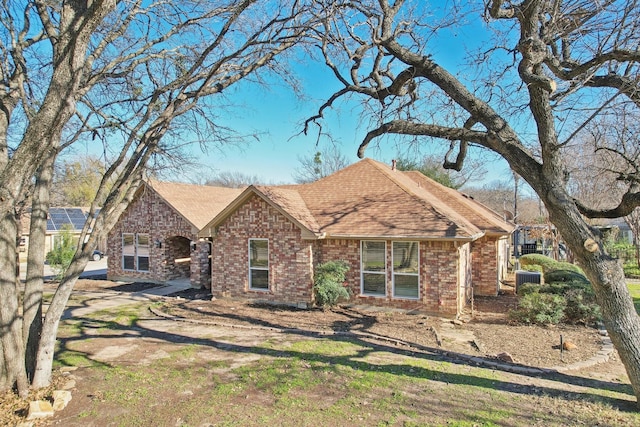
199 158 514 241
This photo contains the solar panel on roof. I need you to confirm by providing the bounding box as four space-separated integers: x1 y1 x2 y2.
46 208 89 232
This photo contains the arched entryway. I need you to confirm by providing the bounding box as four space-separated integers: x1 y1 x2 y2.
164 236 191 280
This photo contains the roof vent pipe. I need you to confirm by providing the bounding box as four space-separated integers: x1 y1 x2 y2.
391 159 397 170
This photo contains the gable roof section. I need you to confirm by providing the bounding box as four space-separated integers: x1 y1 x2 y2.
403 171 515 236
200 185 322 239
201 158 512 241
290 158 485 239
147 180 243 230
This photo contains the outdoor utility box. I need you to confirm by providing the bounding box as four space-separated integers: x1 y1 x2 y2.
515 270 542 294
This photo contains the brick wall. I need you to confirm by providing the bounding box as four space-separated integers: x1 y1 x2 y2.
211 195 315 306
107 185 203 286
471 236 499 296
213 197 462 316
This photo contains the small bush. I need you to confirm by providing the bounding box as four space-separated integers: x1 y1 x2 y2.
549 261 584 274
517 282 541 296
544 269 590 286
46 225 77 279
624 264 640 278
521 264 543 273
519 254 557 272
563 289 601 324
508 293 566 325
314 261 350 307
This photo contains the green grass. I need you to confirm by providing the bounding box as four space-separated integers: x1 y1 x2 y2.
628 281 640 314
49 295 640 427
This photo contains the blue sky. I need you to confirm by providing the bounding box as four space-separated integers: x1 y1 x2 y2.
181 6 515 187
188 61 513 187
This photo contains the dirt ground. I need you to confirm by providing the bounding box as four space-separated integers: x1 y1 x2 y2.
157 289 607 371
1 279 631 426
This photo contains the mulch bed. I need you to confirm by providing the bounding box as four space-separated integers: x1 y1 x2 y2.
159 290 603 370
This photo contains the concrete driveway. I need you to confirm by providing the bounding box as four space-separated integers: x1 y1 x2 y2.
19 257 108 281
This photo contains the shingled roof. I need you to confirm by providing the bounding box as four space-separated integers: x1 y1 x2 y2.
200 158 513 240
146 180 244 230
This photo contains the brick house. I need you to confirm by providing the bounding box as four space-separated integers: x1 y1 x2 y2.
199 158 514 317
107 180 243 286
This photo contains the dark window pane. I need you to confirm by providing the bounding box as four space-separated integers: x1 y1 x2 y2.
250 269 269 289
123 255 135 270
138 256 149 271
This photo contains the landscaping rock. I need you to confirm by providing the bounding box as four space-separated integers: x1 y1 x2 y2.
62 378 77 390
52 390 73 411
26 400 54 420
563 341 577 351
497 352 515 363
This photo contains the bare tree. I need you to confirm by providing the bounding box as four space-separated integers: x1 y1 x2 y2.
625 209 640 268
395 154 486 189
293 145 350 183
1 0 313 395
310 0 640 405
206 170 264 188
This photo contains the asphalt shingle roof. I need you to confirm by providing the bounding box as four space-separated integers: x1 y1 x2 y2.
148 180 244 230
200 158 513 241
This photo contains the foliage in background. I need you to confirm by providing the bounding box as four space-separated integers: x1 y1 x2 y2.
45 225 77 279
313 261 350 307
52 156 110 206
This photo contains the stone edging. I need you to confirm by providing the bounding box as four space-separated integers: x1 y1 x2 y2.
149 305 614 377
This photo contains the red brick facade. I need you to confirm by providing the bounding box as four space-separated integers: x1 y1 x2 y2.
471 236 508 296
107 186 208 286
211 194 477 316
211 195 315 305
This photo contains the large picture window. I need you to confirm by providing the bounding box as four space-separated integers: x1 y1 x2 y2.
122 233 149 272
392 241 419 299
249 239 269 290
361 241 386 296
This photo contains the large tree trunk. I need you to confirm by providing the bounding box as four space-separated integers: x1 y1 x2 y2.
544 188 640 404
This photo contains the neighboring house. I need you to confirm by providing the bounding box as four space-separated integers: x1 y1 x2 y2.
19 207 98 262
199 159 514 316
107 180 243 286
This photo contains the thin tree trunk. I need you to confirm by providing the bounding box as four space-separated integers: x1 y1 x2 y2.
0 207 29 397
31 256 87 388
23 156 55 380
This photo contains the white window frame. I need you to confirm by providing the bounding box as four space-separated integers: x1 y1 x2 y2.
360 240 387 297
122 232 150 272
248 238 269 291
392 241 420 299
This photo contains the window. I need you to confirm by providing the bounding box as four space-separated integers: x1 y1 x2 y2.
392 242 419 299
249 239 269 290
137 234 150 271
361 241 386 296
123 233 135 270
122 233 149 272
